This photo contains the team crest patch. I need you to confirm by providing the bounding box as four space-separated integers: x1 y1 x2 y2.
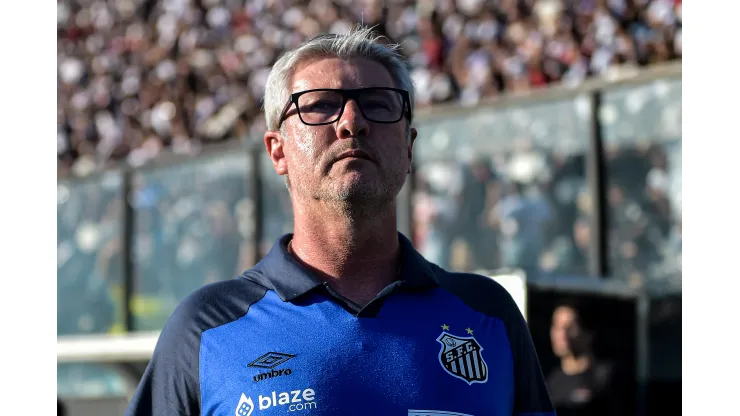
436 326 488 385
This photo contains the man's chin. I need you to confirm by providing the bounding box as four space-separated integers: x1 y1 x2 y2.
335 184 381 203
333 181 400 207
318 175 401 206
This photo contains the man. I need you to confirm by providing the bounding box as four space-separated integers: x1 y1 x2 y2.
547 302 621 416
125 26 554 416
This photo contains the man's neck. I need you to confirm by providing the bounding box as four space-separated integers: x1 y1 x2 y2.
560 355 592 376
290 199 401 307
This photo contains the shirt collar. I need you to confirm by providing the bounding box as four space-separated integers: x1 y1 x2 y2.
243 233 438 302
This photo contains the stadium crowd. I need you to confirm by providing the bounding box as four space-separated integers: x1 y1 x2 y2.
58 0 682 176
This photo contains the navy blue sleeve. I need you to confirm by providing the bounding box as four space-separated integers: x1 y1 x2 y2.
505 296 556 416
434 270 556 416
124 295 202 416
124 279 267 416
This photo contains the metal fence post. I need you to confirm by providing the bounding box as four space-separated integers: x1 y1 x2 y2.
251 143 264 263
121 168 135 333
635 292 651 416
587 91 608 278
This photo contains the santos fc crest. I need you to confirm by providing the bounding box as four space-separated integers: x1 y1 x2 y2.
436 328 488 385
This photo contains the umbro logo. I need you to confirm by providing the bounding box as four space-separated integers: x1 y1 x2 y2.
248 352 296 383
248 352 295 369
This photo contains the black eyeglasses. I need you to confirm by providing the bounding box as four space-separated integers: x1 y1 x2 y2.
277 87 412 128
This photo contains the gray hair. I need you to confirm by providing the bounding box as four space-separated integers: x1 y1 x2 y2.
263 25 415 132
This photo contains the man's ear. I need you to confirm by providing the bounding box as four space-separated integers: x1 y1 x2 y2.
407 127 417 174
264 130 288 176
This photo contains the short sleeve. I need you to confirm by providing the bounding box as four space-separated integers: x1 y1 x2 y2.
506 304 556 416
124 298 202 416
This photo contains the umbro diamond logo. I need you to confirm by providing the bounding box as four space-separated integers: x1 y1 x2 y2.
248 352 296 369
248 352 296 383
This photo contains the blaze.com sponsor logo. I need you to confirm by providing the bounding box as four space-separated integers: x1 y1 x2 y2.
236 388 317 414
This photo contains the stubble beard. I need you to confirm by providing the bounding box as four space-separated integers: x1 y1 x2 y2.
315 169 406 221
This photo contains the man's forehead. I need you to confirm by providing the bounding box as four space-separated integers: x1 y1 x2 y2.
290 57 396 93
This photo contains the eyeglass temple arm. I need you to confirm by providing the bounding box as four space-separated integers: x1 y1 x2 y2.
276 97 295 129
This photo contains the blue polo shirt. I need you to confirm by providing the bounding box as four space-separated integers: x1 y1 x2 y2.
126 233 555 416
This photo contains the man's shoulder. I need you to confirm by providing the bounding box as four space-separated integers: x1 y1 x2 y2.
428 264 522 321
166 272 270 335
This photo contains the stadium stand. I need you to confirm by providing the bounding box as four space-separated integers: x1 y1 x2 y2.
58 0 681 175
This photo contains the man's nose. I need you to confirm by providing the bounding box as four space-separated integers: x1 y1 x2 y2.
336 100 369 139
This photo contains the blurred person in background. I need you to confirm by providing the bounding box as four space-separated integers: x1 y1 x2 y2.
413 164 463 269
456 159 499 270
125 26 554 416
547 301 622 416
493 181 553 271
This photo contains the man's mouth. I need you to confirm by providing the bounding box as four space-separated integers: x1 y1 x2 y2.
334 149 373 162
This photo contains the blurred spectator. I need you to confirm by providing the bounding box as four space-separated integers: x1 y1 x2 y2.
413 161 463 269
57 0 681 175
494 181 553 270
546 301 622 416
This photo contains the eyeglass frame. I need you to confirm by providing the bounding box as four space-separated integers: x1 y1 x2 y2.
276 87 413 129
